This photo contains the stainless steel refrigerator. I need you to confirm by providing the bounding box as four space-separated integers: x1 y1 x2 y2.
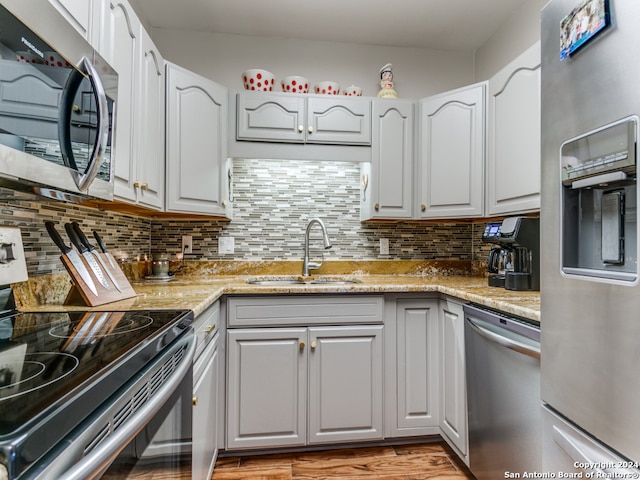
541 0 640 472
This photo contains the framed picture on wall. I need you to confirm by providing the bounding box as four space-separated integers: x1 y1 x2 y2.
560 0 610 60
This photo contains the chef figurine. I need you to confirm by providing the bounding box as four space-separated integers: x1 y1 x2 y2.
377 63 398 98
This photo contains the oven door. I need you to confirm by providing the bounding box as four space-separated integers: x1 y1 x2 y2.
30 331 196 480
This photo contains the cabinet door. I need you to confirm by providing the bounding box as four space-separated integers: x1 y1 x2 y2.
308 325 383 444
47 0 93 40
419 83 485 219
487 42 541 215
100 0 139 203
439 298 468 459
393 299 440 436
135 29 164 210
236 92 305 143
227 328 307 449
361 100 414 220
306 97 371 145
193 334 219 480
166 63 230 216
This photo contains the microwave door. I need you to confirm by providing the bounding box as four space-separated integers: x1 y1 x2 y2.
58 57 110 192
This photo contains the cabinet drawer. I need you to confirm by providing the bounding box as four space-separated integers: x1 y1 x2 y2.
227 295 383 327
193 301 220 358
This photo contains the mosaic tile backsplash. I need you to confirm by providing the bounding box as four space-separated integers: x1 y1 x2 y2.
0 159 490 277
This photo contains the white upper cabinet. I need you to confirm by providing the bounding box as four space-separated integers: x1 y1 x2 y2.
306 97 371 145
237 93 305 143
47 0 96 42
97 0 164 210
361 99 414 220
135 28 165 209
236 92 371 146
165 62 231 217
97 0 138 203
487 41 541 215
418 82 486 219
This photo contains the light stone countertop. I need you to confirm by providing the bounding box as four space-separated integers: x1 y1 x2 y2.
22 274 540 323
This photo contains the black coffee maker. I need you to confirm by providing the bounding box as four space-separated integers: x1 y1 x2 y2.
482 217 540 291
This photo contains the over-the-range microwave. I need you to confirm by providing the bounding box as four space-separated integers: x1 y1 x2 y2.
0 1 117 202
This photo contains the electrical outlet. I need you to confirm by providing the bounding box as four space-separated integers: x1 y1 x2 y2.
380 238 390 255
182 235 193 254
0 227 28 284
218 236 234 255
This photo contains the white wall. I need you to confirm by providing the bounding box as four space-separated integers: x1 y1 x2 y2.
150 29 474 99
148 1 547 97
474 0 548 81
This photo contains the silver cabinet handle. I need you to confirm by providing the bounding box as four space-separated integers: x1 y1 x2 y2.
298 125 304 133
308 126 313 134
466 317 540 360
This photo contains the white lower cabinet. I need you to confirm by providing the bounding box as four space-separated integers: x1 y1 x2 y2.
227 325 384 449
225 295 384 450
385 297 440 438
438 297 468 463
192 333 220 480
192 301 223 479
308 325 384 444
227 327 307 449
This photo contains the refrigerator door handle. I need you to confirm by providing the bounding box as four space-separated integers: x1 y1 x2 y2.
466 317 541 360
552 424 606 474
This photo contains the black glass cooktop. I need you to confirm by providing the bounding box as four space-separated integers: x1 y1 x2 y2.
0 309 192 453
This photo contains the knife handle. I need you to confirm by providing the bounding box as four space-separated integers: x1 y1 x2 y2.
65 223 88 253
72 222 95 252
45 221 72 254
93 230 108 254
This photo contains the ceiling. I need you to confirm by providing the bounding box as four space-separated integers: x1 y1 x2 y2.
128 0 527 53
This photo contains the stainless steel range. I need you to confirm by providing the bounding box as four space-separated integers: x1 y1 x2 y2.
0 285 195 480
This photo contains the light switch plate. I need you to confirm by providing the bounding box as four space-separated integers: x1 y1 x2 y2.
218 236 235 255
380 238 390 255
0 227 28 285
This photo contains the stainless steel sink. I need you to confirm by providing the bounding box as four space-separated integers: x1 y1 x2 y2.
246 279 305 285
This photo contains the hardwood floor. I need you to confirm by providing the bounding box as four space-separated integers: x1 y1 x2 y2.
211 441 475 480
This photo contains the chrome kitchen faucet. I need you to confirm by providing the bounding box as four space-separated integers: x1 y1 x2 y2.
302 218 332 276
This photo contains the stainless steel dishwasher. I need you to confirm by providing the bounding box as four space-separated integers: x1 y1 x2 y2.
463 303 541 479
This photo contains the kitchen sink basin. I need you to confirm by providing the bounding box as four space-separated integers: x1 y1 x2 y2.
246 279 305 285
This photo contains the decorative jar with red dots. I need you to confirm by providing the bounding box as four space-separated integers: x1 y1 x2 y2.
314 81 340 95
241 69 276 91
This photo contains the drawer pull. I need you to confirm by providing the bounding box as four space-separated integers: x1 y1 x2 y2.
300 342 305 351
192 396 198 406
311 340 317 350
204 324 216 335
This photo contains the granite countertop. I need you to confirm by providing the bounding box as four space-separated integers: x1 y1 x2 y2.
20 273 540 323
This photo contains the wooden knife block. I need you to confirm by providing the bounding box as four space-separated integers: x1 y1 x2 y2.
61 254 137 307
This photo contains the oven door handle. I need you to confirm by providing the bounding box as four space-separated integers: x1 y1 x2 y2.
36 331 196 480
